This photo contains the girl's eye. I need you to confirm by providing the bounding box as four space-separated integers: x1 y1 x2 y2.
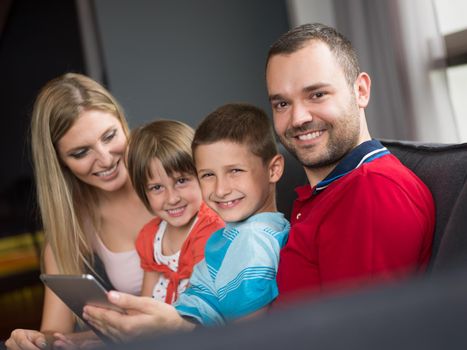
177 177 188 185
148 184 162 192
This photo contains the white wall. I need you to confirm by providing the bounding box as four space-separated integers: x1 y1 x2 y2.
286 0 335 27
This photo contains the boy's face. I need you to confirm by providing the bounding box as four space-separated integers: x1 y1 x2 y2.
146 158 202 230
194 141 276 223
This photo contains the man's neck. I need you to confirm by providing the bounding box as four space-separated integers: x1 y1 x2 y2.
304 164 336 188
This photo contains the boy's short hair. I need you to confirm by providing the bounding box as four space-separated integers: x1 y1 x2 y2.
127 120 196 212
192 103 278 163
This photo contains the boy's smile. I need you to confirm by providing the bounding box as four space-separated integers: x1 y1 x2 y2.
194 140 278 223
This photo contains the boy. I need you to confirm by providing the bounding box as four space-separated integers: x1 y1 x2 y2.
175 103 289 325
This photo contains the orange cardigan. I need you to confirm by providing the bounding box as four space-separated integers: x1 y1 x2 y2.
135 202 224 304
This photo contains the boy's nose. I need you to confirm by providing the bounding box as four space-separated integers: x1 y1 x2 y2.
214 177 232 197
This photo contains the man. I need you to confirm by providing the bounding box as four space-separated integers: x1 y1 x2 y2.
266 23 435 302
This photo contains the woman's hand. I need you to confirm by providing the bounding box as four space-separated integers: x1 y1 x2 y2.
5 329 52 350
82 291 194 342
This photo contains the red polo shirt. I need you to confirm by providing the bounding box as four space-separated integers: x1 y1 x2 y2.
276 140 435 302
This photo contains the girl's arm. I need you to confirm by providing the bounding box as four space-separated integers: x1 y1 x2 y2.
140 270 161 297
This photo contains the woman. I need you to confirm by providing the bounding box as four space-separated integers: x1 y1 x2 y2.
5 73 154 350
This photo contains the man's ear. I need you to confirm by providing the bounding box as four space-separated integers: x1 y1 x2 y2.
268 154 284 184
354 72 371 108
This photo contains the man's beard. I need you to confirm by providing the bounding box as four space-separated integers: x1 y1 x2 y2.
279 104 361 171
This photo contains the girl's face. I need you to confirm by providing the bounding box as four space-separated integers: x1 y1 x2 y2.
56 109 128 193
146 158 202 230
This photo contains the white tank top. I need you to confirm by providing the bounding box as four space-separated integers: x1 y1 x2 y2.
94 234 143 295
151 220 190 301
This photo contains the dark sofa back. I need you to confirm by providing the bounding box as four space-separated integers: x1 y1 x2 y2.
381 140 467 271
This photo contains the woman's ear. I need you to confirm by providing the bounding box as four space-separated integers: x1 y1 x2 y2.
268 154 284 184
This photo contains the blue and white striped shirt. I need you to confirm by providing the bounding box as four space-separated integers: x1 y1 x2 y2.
175 212 290 326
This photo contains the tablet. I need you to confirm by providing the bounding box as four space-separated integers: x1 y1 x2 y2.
40 273 124 342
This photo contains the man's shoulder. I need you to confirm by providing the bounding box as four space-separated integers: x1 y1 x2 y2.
349 154 423 186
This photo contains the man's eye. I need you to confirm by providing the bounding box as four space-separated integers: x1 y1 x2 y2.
312 92 326 99
274 101 288 110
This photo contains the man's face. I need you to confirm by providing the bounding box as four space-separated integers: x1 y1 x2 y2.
266 41 363 173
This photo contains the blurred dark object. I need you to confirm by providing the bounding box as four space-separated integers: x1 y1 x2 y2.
381 140 467 271
113 266 467 350
0 176 40 238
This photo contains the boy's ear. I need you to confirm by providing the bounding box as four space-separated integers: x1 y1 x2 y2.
268 154 284 184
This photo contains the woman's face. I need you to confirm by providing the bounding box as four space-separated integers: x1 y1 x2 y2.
56 110 128 193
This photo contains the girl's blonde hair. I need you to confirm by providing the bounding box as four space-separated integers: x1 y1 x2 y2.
31 73 129 274
126 120 195 213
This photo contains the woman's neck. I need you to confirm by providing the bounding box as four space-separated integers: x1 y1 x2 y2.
96 179 135 204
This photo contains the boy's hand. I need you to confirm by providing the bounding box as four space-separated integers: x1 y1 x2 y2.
83 291 193 342
52 331 103 349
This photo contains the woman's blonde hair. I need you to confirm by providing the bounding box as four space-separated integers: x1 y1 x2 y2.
31 73 129 274
127 120 195 213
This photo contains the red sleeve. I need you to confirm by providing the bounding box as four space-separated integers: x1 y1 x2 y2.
135 218 161 271
318 172 433 290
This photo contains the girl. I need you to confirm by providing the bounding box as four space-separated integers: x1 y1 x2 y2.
127 120 224 304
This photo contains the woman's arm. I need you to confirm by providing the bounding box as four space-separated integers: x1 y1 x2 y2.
39 244 75 334
5 245 76 350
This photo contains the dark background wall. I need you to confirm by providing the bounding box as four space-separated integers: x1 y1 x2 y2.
93 0 289 128
0 0 289 234
0 0 85 235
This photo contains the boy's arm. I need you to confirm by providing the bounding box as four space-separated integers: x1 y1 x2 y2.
234 306 269 323
83 291 195 342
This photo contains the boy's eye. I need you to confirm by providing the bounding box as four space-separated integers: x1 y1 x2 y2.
231 168 244 174
199 172 214 180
